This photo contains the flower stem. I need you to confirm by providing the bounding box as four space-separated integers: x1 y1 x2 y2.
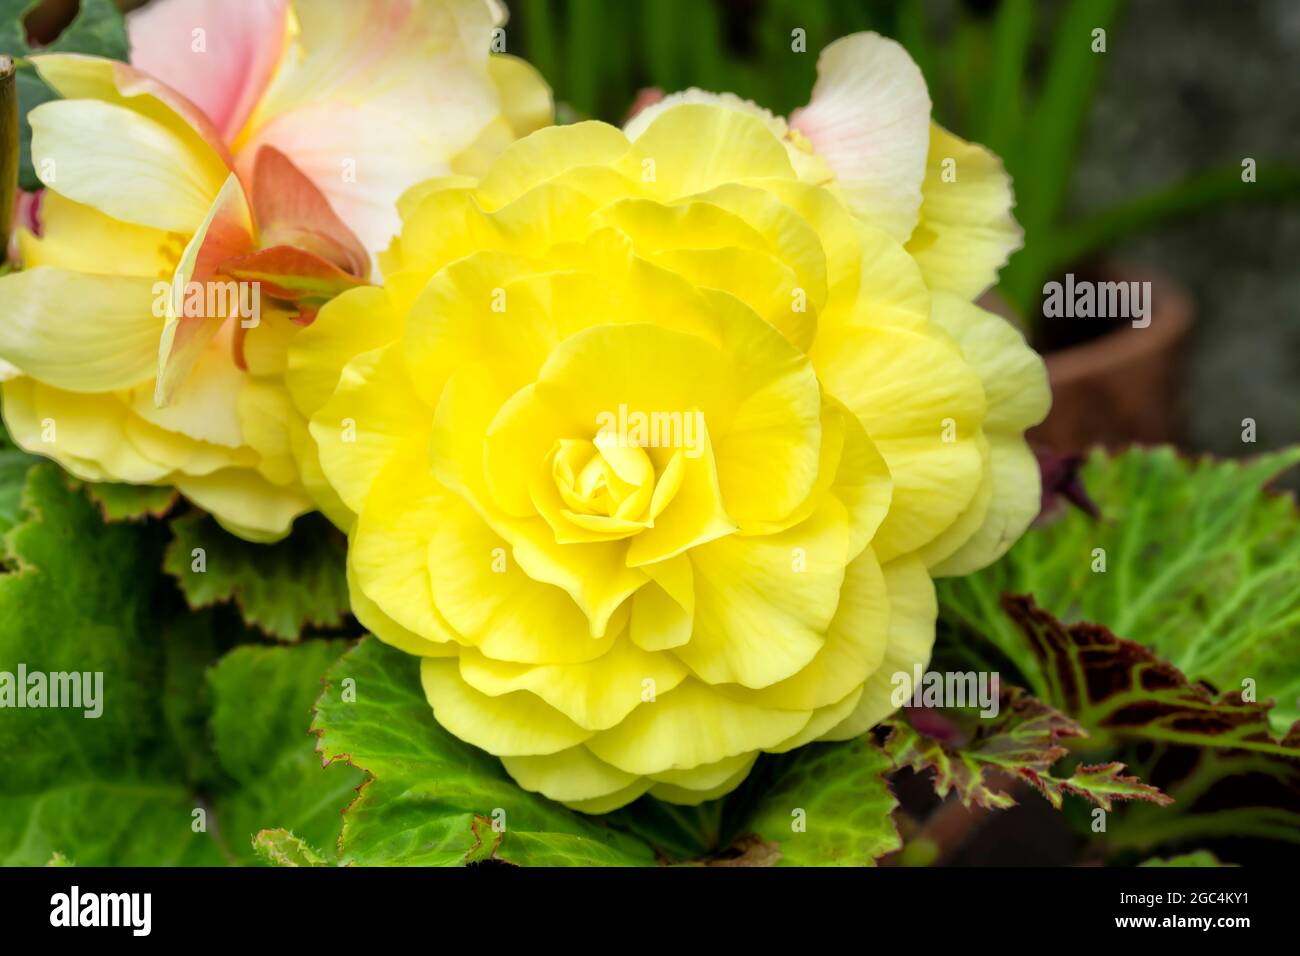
0 56 16 268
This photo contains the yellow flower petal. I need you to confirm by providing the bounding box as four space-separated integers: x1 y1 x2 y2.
931 434 1042 577
488 53 554 139
586 678 811 776
475 121 633 210
648 752 759 805
29 98 225 234
628 103 795 201
349 455 460 644
721 544 888 712
2 378 171 483
679 496 848 688
420 658 592 757
0 268 159 392
173 467 310 543
427 487 622 664
286 286 405 419
907 124 1023 300
501 745 640 804
347 557 455 658
560 779 655 815
16 190 178 277
629 556 695 652
459 637 686 732
820 554 937 740
814 322 987 561
311 343 429 515
924 292 1049 574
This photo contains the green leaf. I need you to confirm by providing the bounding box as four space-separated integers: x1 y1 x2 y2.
992 597 1300 855
310 636 657 866
975 0 1033 157
84 482 178 522
0 464 363 865
163 511 350 642
0 465 224 865
1089 730 1300 854
207 640 362 864
0 0 129 191
939 446 1300 733
253 829 328 867
1001 594 1300 757
0 447 36 535
728 740 901 866
885 687 1170 812
997 0 1123 312
939 448 1300 860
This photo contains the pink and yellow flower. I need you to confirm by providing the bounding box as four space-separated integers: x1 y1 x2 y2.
0 0 550 540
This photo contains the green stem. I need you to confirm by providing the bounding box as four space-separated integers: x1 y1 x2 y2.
1 56 17 268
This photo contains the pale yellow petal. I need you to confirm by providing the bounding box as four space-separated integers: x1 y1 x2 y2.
586 678 811 776
349 454 459 644
678 496 849 689
907 124 1022 299
488 53 553 138
426 487 622 664
420 658 592 757
814 322 986 561
501 746 640 804
15 190 179 277
0 268 159 392
648 753 759 805
310 343 430 515
820 554 936 740
173 467 310 543
29 99 225 233
628 104 796 202
458 638 686 731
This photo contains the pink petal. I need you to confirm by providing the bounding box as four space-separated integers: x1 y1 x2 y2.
625 87 665 123
128 0 288 144
789 32 931 241
251 145 370 280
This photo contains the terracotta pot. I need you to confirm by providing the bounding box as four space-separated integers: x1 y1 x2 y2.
1026 263 1193 453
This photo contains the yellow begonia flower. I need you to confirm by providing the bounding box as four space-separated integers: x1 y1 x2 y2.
290 89 1049 807
0 0 551 541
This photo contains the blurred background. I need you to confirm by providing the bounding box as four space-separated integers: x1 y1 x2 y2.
28 0 1300 465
